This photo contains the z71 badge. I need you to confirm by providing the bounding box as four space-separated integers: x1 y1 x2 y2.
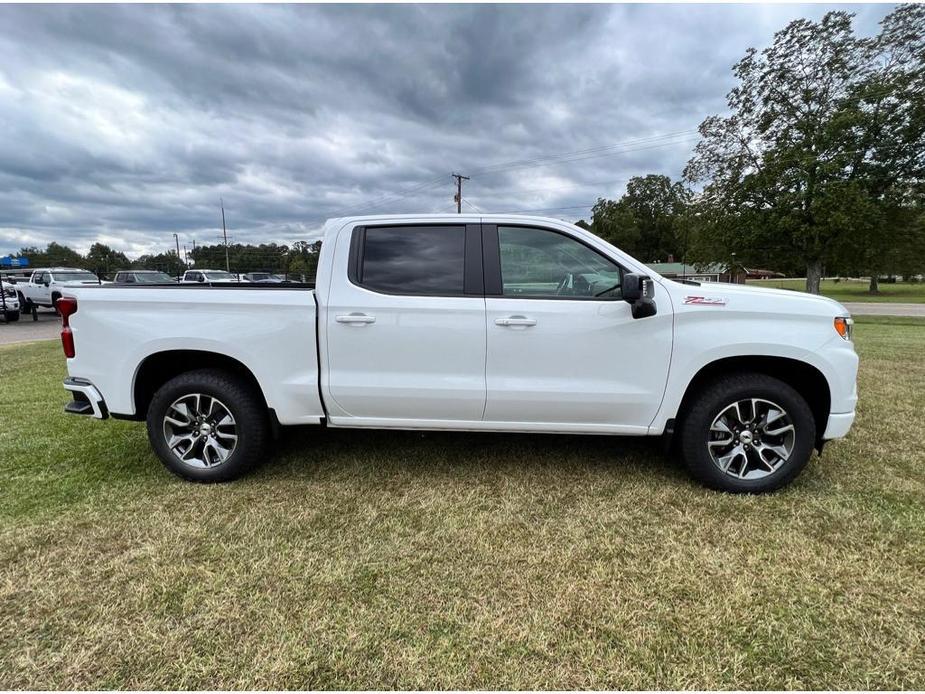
683 295 727 306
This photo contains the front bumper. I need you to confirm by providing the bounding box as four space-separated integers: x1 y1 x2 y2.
63 377 109 419
823 411 855 440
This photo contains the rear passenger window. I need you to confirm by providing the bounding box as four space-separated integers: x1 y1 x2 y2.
358 226 466 295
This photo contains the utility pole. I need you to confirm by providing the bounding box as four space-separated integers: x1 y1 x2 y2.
452 173 469 214
173 233 181 280
220 197 230 272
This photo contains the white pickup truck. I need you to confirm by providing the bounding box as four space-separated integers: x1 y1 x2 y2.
19 267 101 312
57 215 858 493
1 280 21 321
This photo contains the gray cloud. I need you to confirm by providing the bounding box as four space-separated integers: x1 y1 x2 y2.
0 3 894 257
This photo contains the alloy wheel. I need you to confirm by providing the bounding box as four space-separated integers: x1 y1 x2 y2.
707 398 796 480
162 393 238 468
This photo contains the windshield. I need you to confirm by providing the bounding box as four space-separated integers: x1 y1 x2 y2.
53 272 99 282
203 271 235 280
136 272 174 283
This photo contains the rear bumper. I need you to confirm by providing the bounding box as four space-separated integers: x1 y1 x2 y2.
823 411 855 440
63 377 109 419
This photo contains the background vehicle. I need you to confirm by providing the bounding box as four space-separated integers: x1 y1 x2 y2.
243 272 285 283
19 268 100 312
112 270 176 284
181 269 245 284
1 280 20 321
58 215 858 493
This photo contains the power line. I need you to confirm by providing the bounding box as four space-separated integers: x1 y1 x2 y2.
461 198 484 213
468 130 701 177
293 128 705 228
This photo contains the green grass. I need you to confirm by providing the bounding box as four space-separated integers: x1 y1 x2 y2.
748 277 925 303
1 322 924 688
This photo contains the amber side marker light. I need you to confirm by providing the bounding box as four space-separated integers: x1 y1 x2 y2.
834 316 853 340
56 296 78 358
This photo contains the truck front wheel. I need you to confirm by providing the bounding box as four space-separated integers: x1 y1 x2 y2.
146 369 269 482
678 373 816 493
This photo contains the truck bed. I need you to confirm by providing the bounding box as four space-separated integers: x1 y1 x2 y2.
64 285 324 425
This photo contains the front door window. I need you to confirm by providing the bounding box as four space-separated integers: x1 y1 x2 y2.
498 226 622 299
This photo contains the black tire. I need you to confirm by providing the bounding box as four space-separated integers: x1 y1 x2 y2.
51 292 61 315
678 373 816 493
17 292 30 312
146 369 269 482
4 310 19 322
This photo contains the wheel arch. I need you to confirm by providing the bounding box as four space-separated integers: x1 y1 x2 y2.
131 349 269 420
672 356 831 443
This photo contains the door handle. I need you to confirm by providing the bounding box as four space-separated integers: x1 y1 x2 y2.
495 316 537 327
336 313 376 325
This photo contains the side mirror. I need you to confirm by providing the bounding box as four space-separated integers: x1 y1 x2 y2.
622 273 657 319
197 276 205 283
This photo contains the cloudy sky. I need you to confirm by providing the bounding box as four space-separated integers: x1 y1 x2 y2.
0 3 894 258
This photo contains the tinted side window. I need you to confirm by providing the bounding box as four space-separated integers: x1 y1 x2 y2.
498 226 622 299
359 226 466 295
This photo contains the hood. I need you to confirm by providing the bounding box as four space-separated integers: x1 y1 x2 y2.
661 279 850 317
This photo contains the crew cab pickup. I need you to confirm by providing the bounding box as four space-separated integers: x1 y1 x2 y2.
20 267 100 311
58 215 858 492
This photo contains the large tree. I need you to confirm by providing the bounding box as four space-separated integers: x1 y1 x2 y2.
17 242 87 269
589 174 691 262
685 6 925 293
86 243 130 277
132 252 187 277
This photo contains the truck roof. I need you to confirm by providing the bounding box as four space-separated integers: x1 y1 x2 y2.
32 267 94 273
324 212 571 225
320 213 583 240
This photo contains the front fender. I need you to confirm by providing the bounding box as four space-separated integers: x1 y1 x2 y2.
649 308 857 434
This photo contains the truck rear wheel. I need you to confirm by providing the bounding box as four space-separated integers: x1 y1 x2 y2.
146 369 269 482
678 373 816 493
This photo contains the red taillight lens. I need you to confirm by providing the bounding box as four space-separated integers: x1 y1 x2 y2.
61 327 75 358
57 297 77 358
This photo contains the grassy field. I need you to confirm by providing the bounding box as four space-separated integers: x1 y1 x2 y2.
747 277 925 303
1 319 924 688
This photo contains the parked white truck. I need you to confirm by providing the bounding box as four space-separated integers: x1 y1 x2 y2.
57 215 858 492
1 280 21 321
19 267 101 312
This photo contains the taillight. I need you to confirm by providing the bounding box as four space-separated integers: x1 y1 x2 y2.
57 297 77 358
